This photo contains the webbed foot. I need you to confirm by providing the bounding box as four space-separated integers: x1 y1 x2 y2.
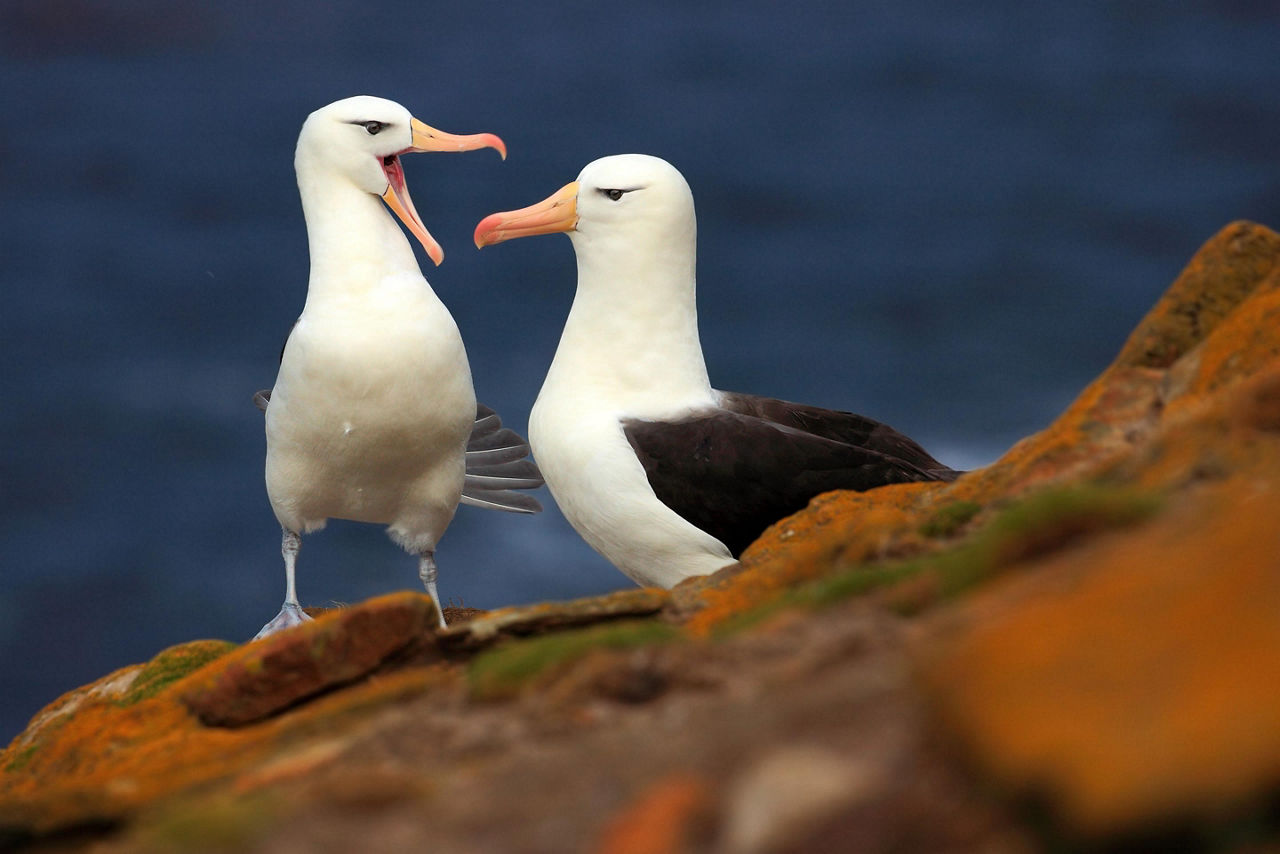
253 601 313 640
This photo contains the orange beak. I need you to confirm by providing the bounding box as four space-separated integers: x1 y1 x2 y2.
473 181 579 248
380 117 507 266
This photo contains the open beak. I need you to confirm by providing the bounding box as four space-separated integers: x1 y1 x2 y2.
380 118 507 266
474 182 579 248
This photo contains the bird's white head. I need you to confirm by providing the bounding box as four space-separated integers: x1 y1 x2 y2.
296 95 506 266
473 154 695 256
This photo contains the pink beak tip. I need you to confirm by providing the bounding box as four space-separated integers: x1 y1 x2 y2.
473 215 498 248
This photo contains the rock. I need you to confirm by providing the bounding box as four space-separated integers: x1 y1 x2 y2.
721 747 885 854
181 592 441 727
676 481 950 635
915 366 1280 837
950 221 1280 504
0 639 241 835
438 587 671 652
466 619 681 702
904 218 1280 840
1113 220 1280 370
0 642 442 837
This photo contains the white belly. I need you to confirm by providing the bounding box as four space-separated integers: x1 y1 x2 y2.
265 282 475 550
529 388 734 588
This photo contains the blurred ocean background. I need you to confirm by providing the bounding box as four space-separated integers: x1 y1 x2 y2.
1 0 1277 741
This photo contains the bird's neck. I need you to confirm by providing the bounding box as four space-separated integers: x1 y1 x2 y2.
296 171 424 306
547 231 714 414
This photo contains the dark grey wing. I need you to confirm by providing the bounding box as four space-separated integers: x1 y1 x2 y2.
624 410 949 557
462 403 543 514
717 390 959 479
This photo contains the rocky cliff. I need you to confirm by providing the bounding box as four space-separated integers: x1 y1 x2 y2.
4 221 1280 853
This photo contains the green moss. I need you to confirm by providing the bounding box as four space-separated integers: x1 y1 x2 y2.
919 500 982 538
978 483 1163 570
916 484 1159 604
711 563 916 638
904 483 1160 608
720 484 1163 631
468 620 681 701
139 791 281 853
3 743 39 774
118 640 239 707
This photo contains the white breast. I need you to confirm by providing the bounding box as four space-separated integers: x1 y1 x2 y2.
265 271 475 546
529 381 733 588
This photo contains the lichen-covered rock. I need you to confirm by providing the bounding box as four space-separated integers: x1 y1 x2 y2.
952 220 1280 504
181 591 440 727
467 619 682 702
915 393 1280 834
675 481 952 635
1113 220 1280 370
0 605 442 838
438 587 671 652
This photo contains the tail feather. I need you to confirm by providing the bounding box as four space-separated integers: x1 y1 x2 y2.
459 490 543 514
470 405 503 437
463 404 544 514
467 426 530 453
464 459 544 491
466 443 533 466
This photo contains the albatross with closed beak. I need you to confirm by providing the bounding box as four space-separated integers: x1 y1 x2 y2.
475 154 956 588
255 95 541 639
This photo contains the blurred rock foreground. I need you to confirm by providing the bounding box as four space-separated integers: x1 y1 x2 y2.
4 222 1280 853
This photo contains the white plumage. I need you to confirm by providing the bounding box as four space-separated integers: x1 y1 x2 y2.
256 96 536 639
475 154 955 589
477 155 733 586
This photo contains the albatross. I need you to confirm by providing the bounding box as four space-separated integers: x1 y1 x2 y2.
254 95 541 639
474 153 956 588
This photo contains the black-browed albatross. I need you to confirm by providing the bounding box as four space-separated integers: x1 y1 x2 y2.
254 95 541 639
474 153 956 588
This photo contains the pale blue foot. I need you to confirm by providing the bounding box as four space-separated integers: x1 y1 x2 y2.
253 602 313 640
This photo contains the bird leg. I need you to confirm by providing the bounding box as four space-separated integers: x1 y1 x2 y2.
417 551 448 629
253 528 313 640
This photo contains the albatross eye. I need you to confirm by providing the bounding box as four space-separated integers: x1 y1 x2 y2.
602 188 624 201
364 121 384 135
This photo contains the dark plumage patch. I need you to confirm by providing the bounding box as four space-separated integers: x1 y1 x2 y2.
623 392 958 557
717 392 956 479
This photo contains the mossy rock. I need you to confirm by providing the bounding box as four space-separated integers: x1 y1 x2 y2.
919 500 982 538
720 483 1163 632
118 640 239 707
468 620 682 701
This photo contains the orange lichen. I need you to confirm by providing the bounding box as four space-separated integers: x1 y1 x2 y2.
1161 271 1280 422
1113 220 1280 369
915 358 1280 834
681 481 949 636
181 592 439 727
592 773 714 854
917 467 1280 834
0 604 450 835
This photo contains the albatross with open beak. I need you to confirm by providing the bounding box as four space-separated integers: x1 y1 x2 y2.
255 95 541 639
475 154 956 588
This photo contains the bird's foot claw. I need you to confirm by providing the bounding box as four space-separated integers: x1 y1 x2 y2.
252 602 313 640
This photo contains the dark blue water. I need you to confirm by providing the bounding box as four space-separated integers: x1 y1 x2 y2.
2 0 1277 742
